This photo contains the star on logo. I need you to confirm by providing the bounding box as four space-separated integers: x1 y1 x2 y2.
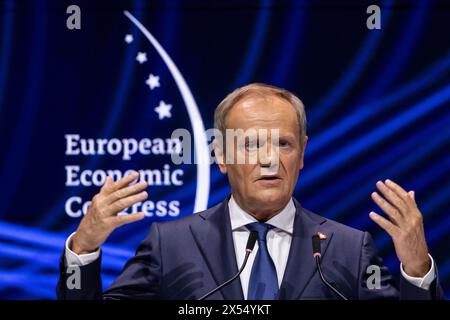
136 52 147 64
124 34 133 44
145 73 160 90
154 101 172 120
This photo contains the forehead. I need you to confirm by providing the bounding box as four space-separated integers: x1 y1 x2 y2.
226 93 299 135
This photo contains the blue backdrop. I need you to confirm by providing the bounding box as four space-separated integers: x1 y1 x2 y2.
0 0 449 299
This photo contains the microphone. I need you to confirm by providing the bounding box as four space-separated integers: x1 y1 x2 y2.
312 234 348 300
198 231 258 300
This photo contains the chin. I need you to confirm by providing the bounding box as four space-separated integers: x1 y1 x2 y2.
253 189 288 207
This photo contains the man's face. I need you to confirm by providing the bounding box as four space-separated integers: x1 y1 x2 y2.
217 94 308 220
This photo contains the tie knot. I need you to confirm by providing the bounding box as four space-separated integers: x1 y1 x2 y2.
246 222 274 242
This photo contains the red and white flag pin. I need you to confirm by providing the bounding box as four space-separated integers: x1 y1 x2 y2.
317 232 327 240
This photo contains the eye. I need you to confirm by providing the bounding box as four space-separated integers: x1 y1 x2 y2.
245 140 258 150
279 139 290 147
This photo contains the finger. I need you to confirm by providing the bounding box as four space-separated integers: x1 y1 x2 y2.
369 211 399 237
112 212 145 227
371 192 402 225
108 172 140 194
109 191 148 213
100 176 114 193
376 180 408 214
106 181 148 204
385 179 412 207
408 190 417 206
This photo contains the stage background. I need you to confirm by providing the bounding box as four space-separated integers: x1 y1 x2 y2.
0 0 449 299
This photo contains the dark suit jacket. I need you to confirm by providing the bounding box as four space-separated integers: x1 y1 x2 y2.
57 196 444 300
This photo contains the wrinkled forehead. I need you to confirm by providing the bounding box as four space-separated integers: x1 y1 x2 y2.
225 93 300 134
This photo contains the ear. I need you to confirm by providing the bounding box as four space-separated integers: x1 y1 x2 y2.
213 138 227 174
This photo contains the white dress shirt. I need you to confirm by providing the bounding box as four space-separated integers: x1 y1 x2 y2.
65 195 436 298
228 195 295 299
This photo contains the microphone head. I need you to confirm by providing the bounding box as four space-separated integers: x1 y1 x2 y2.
312 234 321 257
246 231 258 253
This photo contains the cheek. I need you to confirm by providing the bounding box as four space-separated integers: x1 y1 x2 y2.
227 165 250 184
280 154 303 176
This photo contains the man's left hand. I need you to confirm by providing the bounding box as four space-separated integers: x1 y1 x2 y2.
369 179 431 277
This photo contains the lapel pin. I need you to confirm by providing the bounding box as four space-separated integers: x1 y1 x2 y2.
317 232 327 240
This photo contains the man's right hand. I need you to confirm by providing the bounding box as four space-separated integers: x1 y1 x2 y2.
71 172 148 255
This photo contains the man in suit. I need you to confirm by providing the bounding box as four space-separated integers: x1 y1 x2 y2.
57 83 444 300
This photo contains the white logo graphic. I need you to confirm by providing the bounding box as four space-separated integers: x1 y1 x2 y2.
124 10 210 214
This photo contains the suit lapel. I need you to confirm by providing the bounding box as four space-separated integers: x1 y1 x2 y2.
189 196 244 300
279 199 334 300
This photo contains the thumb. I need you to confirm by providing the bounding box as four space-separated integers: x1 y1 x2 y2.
408 190 415 200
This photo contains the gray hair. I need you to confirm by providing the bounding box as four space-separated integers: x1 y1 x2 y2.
214 83 307 145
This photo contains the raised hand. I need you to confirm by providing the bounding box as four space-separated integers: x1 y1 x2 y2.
369 179 431 277
71 172 148 254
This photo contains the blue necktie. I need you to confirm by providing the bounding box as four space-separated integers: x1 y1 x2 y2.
246 222 279 300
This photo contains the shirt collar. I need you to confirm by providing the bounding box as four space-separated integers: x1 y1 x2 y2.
228 195 295 234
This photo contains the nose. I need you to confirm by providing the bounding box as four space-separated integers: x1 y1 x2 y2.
259 142 279 172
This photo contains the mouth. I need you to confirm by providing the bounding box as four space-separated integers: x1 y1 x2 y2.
256 176 282 182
